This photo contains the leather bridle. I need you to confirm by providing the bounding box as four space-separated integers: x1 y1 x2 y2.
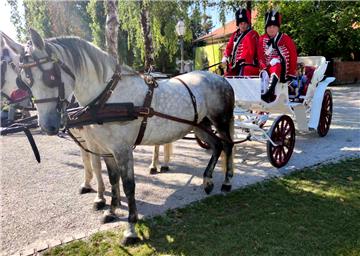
18 47 76 126
1 48 18 101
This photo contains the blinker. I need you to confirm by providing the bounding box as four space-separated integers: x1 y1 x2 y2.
16 76 29 90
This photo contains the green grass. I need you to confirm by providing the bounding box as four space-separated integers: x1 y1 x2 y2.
44 158 360 256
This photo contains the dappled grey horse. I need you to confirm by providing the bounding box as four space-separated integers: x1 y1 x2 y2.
11 28 234 245
1 32 173 212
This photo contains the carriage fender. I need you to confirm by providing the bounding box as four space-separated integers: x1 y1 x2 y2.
308 77 335 129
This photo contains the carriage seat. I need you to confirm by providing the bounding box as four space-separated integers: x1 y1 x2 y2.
290 56 327 99
10 89 30 104
302 65 316 95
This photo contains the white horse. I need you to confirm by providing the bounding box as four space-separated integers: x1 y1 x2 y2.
1 32 172 211
11 28 234 245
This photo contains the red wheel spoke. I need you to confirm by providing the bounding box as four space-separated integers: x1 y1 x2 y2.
284 127 292 136
267 115 295 168
281 120 286 133
274 147 281 160
281 147 286 159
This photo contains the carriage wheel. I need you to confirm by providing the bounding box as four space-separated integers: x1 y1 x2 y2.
266 115 296 168
195 135 211 149
317 89 333 137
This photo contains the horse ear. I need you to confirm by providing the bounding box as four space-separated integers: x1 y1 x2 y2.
0 31 24 54
29 28 45 50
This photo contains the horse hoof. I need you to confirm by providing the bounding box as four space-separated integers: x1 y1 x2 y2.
121 236 141 246
93 201 106 211
204 182 214 194
79 187 94 194
149 167 157 175
101 214 117 224
221 184 232 193
160 166 169 172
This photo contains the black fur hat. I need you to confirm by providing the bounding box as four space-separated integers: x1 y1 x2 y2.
235 8 251 26
265 10 281 28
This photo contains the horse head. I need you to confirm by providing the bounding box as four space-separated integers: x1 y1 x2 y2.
14 29 76 135
0 32 23 98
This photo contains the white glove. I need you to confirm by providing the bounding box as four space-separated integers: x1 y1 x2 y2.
260 70 269 79
269 58 280 66
221 56 228 64
260 70 269 95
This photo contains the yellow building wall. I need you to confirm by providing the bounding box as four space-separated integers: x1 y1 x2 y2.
194 43 224 72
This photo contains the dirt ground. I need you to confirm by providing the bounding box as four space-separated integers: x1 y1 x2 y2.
1 86 359 255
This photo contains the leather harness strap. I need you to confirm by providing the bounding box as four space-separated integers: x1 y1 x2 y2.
68 64 122 125
134 76 158 145
173 77 198 123
64 72 240 156
134 76 199 146
88 64 122 109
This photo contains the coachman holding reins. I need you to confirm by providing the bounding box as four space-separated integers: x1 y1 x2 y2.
222 7 259 77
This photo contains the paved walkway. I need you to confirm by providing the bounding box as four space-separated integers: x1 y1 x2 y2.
1 85 359 255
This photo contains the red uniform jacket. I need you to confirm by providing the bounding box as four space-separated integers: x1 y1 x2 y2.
224 29 259 73
258 32 297 82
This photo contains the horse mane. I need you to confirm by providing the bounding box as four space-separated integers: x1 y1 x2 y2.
45 36 117 82
120 64 138 75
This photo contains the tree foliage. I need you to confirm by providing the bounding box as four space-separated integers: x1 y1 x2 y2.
9 0 359 73
23 1 92 40
87 0 106 50
23 0 52 38
6 0 26 41
253 1 360 61
117 0 193 71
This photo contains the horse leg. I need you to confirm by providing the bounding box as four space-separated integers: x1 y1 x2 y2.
220 140 234 192
221 117 234 192
212 115 235 193
90 154 106 210
113 148 140 245
194 119 223 194
101 157 121 223
79 149 94 194
160 143 172 172
149 145 159 174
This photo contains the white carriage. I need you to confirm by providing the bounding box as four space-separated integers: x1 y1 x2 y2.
226 56 335 168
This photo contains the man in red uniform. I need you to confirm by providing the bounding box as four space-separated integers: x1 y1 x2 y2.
258 9 297 102
222 7 259 77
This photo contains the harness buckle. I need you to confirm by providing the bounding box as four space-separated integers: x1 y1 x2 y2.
139 107 151 116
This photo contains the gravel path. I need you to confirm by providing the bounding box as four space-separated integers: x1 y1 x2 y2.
1 86 359 255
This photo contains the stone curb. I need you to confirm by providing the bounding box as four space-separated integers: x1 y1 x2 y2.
14 223 125 256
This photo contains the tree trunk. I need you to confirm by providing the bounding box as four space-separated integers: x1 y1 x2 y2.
105 0 119 62
139 1 154 70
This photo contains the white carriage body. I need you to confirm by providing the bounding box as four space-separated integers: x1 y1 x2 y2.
227 56 335 132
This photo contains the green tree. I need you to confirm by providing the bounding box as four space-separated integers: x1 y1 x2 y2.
253 1 360 61
22 1 92 40
118 0 193 71
6 0 26 41
23 0 52 38
87 0 106 50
